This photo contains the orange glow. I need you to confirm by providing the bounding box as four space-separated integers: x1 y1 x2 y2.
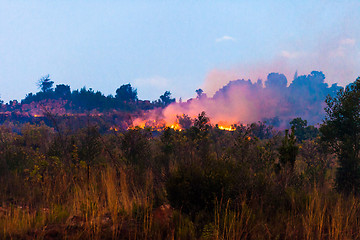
128 117 238 132
217 121 237 131
110 127 119 131
128 120 182 131
170 123 182 131
218 125 236 131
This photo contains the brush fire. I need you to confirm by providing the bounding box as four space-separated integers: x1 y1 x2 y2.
126 114 237 132
107 71 343 133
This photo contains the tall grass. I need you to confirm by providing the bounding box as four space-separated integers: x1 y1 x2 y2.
2 165 360 239
0 165 160 239
212 198 255 240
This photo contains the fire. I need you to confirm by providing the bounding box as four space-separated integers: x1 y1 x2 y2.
128 119 182 131
110 126 119 131
216 121 237 131
170 123 182 131
127 118 237 132
218 125 236 131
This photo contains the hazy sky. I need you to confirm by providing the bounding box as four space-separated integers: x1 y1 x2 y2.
0 0 359 102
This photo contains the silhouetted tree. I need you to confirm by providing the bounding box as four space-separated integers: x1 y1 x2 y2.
115 84 138 102
320 77 360 195
194 111 210 132
71 87 109 110
159 91 175 106
38 74 54 92
196 88 206 99
55 84 71 99
290 117 319 142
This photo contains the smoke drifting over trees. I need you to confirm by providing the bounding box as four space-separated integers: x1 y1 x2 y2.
0 70 346 129
161 71 342 126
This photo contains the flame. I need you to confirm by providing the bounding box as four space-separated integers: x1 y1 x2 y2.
170 123 182 131
110 126 119 131
218 125 236 131
128 117 237 132
128 119 182 131
216 121 237 131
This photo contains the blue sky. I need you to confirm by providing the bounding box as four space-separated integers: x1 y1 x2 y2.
0 0 359 102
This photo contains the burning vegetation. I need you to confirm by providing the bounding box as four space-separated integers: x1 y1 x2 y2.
125 71 341 132
127 113 237 132
2 72 360 239
0 71 342 132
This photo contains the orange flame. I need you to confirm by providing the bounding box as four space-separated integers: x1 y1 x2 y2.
216 121 237 131
110 126 119 131
218 125 236 131
127 118 237 132
170 123 182 131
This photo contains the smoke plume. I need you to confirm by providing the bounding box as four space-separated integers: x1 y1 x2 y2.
147 71 343 128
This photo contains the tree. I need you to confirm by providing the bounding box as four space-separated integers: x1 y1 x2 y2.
194 111 210 132
38 74 54 92
290 118 308 138
54 84 71 98
78 125 102 182
195 88 203 97
278 126 299 170
115 84 138 102
195 88 206 99
320 77 360 195
177 114 193 129
290 117 319 142
159 91 175 106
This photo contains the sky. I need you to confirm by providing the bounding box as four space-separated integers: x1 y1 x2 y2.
0 0 359 102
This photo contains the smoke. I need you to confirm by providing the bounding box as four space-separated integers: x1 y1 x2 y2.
147 71 343 128
192 17 360 127
202 35 359 98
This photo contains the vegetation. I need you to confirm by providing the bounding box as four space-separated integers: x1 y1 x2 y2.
320 77 360 195
0 108 355 239
1 76 360 239
19 76 175 113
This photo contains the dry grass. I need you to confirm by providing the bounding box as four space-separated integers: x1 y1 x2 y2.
0 166 160 239
212 198 255 240
2 166 360 239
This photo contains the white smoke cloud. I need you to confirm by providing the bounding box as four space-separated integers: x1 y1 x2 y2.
215 36 236 42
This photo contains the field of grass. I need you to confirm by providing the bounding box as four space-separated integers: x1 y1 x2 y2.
0 120 359 239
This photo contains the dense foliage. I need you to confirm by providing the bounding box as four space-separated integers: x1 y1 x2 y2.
1 75 360 239
20 78 174 112
0 111 345 239
320 77 360 195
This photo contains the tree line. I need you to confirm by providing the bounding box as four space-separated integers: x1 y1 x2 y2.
13 74 176 112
